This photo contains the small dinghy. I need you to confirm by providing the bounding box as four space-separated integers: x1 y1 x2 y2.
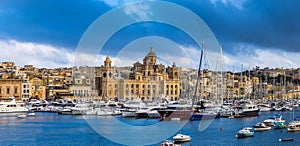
279 138 293 142
17 114 27 119
27 112 36 116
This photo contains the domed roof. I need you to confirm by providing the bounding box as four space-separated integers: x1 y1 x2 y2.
104 55 112 63
147 47 156 57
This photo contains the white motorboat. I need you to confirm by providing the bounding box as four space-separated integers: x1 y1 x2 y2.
147 110 161 118
289 120 300 127
172 132 191 142
253 122 272 131
57 107 72 115
236 127 255 138
27 112 35 116
0 97 28 113
17 114 27 118
160 140 175 146
96 109 113 116
258 103 273 112
71 103 90 115
112 109 122 116
121 108 137 117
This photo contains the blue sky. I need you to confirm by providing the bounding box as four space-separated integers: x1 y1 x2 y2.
0 0 299 70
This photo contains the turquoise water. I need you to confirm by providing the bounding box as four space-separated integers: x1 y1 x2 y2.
0 109 300 146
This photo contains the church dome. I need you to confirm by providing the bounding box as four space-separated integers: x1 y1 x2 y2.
147 47 156 57
104 55 112 63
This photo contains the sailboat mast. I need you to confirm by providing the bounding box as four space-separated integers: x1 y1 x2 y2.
219 45 224 105
192 41 205 109
232 65 235 101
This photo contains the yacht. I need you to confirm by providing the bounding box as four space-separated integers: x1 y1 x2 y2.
71 103 90 115
172 132 191 142
253 122 272 131
233 103 259 118
236 127 255 138
0 97 28 113
121 108 137 117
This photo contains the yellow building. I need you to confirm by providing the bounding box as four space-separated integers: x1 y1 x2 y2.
100 48 181 101
0 79 22 100
30 77 46 99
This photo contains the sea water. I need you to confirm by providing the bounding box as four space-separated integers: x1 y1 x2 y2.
0 109 300 146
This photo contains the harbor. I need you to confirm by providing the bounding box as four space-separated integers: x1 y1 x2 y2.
1 108 300 145
0 0 300 145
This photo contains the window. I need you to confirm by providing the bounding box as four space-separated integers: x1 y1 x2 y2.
0 87 1 94
6 87 10 94
23 85 26 88
14 88 18 94
126 90 129 95
126 84 128 88
142 84 145 88
86 79 90 85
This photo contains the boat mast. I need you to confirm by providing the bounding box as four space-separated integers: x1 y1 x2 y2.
219 44 225 105
192 41 205 110
232 65 235 101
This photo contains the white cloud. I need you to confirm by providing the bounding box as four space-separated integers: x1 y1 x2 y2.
210 0 247 9
101 0 136 7
224 47 300 71
0 39 141 68
123 1 152 21
1 39 298 71
101 0 152 21
0 39 76 68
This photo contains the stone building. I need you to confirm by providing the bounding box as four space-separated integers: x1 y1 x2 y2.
30 77 46 99
0 79 22 100
100 48 181 101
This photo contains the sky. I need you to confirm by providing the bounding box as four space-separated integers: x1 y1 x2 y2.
0 0 299 71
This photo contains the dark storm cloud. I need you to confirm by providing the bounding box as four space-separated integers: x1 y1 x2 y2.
0 0 299 54
0 0 111 49
174 0 300 54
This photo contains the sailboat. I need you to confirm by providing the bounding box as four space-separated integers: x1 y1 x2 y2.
190 42 221 120
288 105 300 130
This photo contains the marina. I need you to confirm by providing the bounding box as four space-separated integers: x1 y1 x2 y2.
1 106 300 145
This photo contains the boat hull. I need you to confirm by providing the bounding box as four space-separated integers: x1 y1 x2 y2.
190 112 220 120
158 110 191 121
254 127 271 131
235 133 254 138
234 109 259 118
